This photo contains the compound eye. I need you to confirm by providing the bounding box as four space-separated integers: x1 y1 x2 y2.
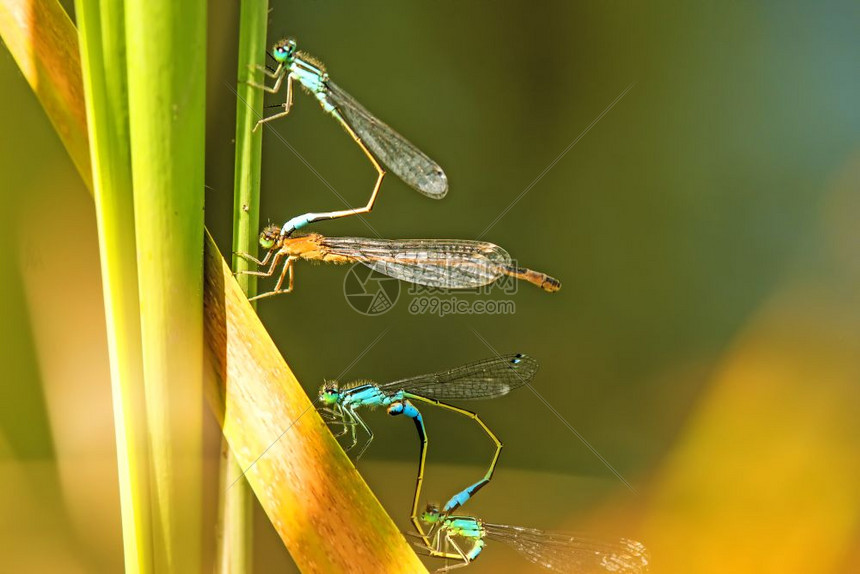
259 234 275 249
272 41 294 63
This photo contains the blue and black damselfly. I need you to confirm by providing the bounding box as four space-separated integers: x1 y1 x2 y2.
317 354 539 545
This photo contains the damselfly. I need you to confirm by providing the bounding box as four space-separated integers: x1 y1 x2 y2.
318 353 539 547
237 225 561 301
417 504 650 573
250 38 448 237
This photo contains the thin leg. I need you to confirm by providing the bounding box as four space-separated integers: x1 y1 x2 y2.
343 408 361 452
247 256 297 301
278 111 386 236
286 73 294 112
253 106 290 130
328 408 354 448
436 534 471 572
424 517 441 544
329 423 354 435
251 62 283 80
417 532 470 566
320 406 353 437
247 65 286 93
432 526 443 551
353 411 375 459
238 250 282 278
437 536 471 572
318 407 357 425
235 249 273 268
272 255 296 291
254 76 294 131
317 407 339 419
422 549 465 564
317 405 352 424
407 394 503 514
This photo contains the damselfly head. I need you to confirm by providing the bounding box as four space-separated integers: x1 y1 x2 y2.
259 224 281 250
421 503 442 524
272 38 297 63
319 381 340 405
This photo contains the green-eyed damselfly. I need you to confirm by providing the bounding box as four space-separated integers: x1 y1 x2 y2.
250 38 448 237
236 225 561 301
318 354 539 546
417 503 650 573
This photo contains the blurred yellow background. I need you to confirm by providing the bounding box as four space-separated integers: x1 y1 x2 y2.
1 1 859 572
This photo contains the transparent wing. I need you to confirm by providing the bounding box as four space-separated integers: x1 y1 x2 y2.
484 523 650 574
320 236 511 290
324 79 448 198
378 354 539 400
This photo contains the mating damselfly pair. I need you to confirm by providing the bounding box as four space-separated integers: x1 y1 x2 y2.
313 353 648 573
245 38 559 302
242 35 646 573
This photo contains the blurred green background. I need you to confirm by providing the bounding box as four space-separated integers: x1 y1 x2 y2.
2 0 859 572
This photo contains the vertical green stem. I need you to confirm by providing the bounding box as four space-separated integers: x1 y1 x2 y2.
217 0 269 572
75 0 151 571
124 0 207 570
231 0 267 289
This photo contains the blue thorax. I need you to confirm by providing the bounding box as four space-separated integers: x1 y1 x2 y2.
340 385 405 409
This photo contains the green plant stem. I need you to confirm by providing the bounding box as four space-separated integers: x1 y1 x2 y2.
123 0 207 570
215 443 253 573
231 0 267 291
74 0 151 571
1 1 429 570
216 0 270 571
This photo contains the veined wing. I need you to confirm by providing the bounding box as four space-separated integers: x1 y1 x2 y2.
324 79 448 198
379 354 538 400
484 523 650 574
320 236 511 290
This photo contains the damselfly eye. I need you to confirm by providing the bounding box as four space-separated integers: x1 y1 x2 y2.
259 234 275 250
319 385 339 404
420 503 441 523
259 224 281 250
272 39 297 63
